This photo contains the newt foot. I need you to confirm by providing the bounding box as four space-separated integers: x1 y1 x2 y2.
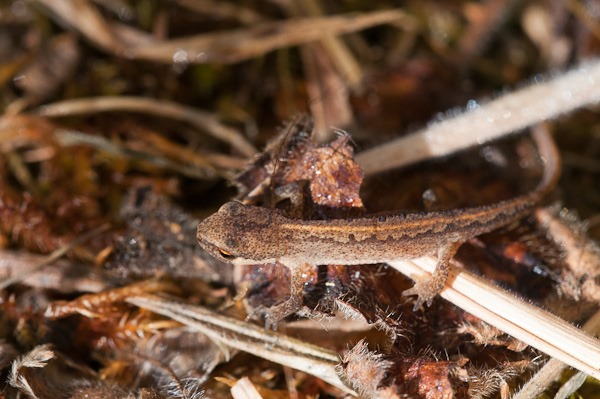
249 294 303 330
402 278 443 311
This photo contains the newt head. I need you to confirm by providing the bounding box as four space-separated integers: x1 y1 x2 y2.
197 201 286 265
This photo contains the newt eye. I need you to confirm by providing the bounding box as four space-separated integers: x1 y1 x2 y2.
218 248 236 260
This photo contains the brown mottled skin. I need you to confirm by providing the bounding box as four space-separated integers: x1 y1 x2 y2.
197 129 560 312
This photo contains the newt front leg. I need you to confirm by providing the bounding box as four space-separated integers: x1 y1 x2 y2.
251 264 306 329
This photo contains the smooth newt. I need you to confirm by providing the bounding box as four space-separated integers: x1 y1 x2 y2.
197 127 560 315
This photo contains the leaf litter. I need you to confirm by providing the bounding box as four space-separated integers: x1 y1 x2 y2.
0 1 599 398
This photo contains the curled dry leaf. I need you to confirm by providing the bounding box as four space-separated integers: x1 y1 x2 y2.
235 118 363 213
281 131 364 210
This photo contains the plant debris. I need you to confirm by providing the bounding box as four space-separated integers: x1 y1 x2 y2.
0 1 599 398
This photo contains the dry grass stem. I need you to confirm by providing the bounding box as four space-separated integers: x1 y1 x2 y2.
36 96 257 157
553 371 588 399
127 294 356 395
54 130 243 179
387 257 600 380
299 44 352 142
357 59 600 175
513 308 600 399
128 10 411 64
293 0 364 88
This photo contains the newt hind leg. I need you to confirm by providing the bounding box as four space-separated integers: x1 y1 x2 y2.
402 242 462 311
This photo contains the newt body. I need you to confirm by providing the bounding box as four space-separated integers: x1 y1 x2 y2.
197 129 560 311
